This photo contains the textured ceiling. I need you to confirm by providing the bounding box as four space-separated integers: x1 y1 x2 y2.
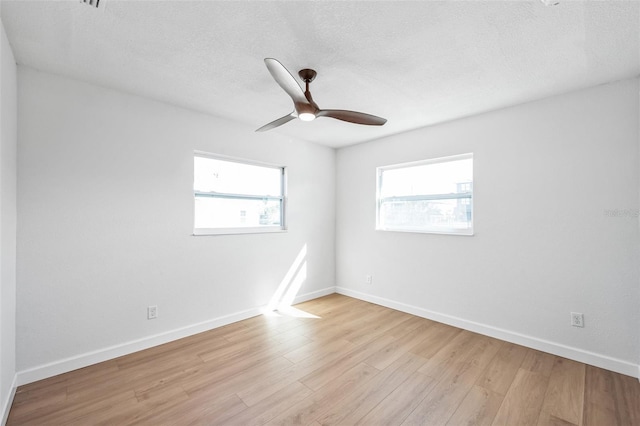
1 0 639 148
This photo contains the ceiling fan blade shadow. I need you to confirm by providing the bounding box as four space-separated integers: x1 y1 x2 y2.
317 109 387 126
264 58 309 107
255 112 296 132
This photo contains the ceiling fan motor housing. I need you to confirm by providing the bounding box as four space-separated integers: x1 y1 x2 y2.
298 68 317 83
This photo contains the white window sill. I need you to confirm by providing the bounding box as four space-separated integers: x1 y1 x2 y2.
376 227 474 236
193 227 287 236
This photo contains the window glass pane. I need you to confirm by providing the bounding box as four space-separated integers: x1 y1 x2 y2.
377 154 473 235
195 197 282 229
380 158 472 198
379 198 471 232
194 156 281 196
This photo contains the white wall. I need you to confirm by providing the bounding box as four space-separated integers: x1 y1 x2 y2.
0 9 18 424
16 67 335 382
336 77 640 377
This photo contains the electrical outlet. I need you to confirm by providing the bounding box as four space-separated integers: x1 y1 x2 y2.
570 312 584 328
365 275 373 285
148 305 158 320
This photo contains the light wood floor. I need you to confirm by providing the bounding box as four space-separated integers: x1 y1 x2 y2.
8 294 640 425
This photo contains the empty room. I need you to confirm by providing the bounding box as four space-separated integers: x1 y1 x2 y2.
1 0 639 425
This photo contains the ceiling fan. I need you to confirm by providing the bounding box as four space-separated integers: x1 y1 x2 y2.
256 58 387 132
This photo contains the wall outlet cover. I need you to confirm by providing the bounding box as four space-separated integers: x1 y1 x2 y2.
148 305 158 320
570 312 584 327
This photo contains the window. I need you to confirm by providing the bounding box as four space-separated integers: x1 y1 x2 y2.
194 152 286 235
376 153 473 235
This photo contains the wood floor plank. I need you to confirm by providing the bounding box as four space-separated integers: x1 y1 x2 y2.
364 322 432 370
583 364 640 426
343 309 419 346
195 340 264 367
184 394 248 426
7 295 640 426
86 385 190 426
476 342 528 395
224 381 313 426
299 332 397 391
179 326 307 397
265 362 379 425
181 350 294 398
611 370 640 425
521 349 556 377
306 308 395 345
134 391 246 426
402 335 503 425
234 338 356 407
446 385 504 426
356 370 435 425
305 298 393 326
9 367 74 417
294 293 360 316
6 389 67 421
316 352 429 425
114 334 227 370
491 368 549 426
281 337 344 364
11 374 68 399
14 390 136 426
537 411 578 426
583 402 618 426
65 355 203 404
410 321 463 359
583 365 619 426
417 331 490 378
222 315 306 344
539 357 585 425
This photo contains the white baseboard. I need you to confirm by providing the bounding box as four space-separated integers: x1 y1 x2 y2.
16 286 336 386
336 286 640 379
1 374 17 426
291 286 336 304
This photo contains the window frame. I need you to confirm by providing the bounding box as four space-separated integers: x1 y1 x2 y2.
193 151 287 236
376 153 474 236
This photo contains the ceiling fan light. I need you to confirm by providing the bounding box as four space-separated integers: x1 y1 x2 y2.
298 112 316 122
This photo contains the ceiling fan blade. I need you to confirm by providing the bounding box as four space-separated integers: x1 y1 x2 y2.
255 112 296 132
264 58 309 108
317 109 387 126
